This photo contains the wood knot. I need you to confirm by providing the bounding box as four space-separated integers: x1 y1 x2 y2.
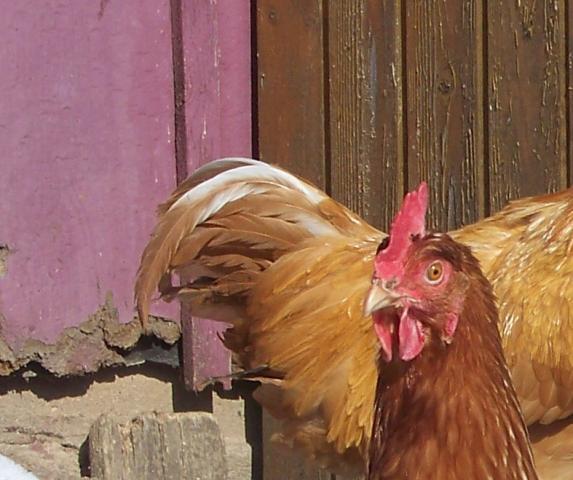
268 8 278 23
438 80 453 95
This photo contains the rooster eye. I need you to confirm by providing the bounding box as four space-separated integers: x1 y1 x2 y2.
425 261 444 284
377 237 390 254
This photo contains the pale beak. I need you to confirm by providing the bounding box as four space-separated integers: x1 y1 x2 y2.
363 283 401 316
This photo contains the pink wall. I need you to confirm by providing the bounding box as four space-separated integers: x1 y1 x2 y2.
0 0 251 379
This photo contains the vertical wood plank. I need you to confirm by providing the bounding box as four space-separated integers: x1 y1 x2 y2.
178 0 252 389
257 0 327 188
567 0 573 187
375 0 406 230
257 2 330 478
328 0 403 230
405 0 485 230
487 0 567 212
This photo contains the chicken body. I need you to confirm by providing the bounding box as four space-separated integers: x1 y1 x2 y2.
136 158 573 477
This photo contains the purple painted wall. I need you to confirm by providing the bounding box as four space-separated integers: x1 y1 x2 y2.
0 0 251 378
0 0 176 351
179 0 252 388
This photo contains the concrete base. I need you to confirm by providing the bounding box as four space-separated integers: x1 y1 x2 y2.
0 366 252 479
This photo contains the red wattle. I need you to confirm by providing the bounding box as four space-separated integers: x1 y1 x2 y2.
398 308 425 361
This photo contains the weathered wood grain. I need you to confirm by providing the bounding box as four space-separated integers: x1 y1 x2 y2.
487 0 567 212
257 0 327 188
405 0 485 230
257 2 332 478
89 412 227 480
328 0 403 230
564 2 573 186
255 2 572 479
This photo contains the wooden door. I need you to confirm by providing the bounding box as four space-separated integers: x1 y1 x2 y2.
255 0 571 478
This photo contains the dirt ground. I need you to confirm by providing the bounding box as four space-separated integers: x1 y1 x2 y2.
0 365 253 479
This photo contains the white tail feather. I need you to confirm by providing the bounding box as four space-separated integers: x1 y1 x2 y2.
171 159 328 211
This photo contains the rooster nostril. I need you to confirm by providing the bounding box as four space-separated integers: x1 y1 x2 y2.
385 279 397 290
377 237 390 254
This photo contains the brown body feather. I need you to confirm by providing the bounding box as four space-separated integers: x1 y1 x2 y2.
135 158 573 477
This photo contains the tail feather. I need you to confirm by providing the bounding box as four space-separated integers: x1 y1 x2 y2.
157 157 263 214
135 157 375 328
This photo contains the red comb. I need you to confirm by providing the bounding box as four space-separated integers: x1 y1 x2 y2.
374 182 429 278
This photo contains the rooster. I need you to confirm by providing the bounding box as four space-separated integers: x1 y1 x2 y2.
135 158 573 477
365 183 536 478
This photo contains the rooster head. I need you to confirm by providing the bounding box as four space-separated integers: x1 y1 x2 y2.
364 183 470 363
